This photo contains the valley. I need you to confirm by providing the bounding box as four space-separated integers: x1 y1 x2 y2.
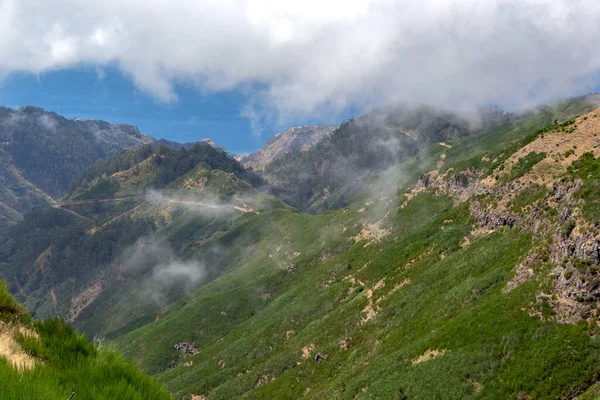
2 96 600 398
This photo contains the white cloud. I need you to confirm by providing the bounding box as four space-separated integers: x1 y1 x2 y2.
1 0 599 127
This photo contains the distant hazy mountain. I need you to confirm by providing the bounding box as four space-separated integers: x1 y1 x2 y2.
0 106 152 230
263 106 474 211
237 125 336 171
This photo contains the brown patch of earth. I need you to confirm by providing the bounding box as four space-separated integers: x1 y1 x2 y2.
0 321 38 370
501 108 600 187
412 349 446 364
68 280 103 322
301 343 315 360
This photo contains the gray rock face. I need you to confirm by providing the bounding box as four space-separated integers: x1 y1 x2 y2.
469 201 520 229
174 342 198 355
429 165 600 325
539 180 600 323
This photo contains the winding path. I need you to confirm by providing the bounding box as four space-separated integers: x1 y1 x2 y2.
52 194 258 225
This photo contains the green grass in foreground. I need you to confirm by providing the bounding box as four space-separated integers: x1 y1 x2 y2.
0 282 171 400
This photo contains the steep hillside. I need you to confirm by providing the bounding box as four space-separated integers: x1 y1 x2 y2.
0 106 152 230
3 96 600 399
105 98 600 399
0 143 285 338
238 125 336 171
0 281 170 399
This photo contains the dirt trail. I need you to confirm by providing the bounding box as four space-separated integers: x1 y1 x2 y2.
52 205 93 222
60 196 142 206
94 204 144 231
9 165 56 206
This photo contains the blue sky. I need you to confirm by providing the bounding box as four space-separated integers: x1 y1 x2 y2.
0 67 352 154
1 1 599 154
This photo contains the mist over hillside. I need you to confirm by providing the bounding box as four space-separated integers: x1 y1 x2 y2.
2 1 600 399
263 105 472 211
2 94 600 399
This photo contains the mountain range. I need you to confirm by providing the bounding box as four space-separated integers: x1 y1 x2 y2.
1 96 600 398
0 106 153 231
0 106 318 232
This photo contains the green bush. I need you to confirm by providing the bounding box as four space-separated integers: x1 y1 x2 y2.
562 221 576 238
568 152 600 224
511 184 547 211
506 151 547 181
0 281 26 322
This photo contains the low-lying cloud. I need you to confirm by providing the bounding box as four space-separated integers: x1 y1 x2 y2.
145 189 246 216
121 235 207 305
2 0 600 127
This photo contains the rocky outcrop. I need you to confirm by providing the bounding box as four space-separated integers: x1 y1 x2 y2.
174 342 198 355
417 140 600 325
546 228 600 323
469 200 520 229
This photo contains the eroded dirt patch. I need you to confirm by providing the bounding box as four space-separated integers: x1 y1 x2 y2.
301 343 315 360
359 279 386 325
353 222 390 247
412 349 446 364
505 253 540 293
68 280 103 322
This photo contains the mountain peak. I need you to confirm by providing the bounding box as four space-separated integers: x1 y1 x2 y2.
240 124 336 171
199 138 225 151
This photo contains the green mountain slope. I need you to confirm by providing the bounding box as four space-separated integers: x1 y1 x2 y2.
2 96 600 399
108 98 600 399
0 143 283 338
